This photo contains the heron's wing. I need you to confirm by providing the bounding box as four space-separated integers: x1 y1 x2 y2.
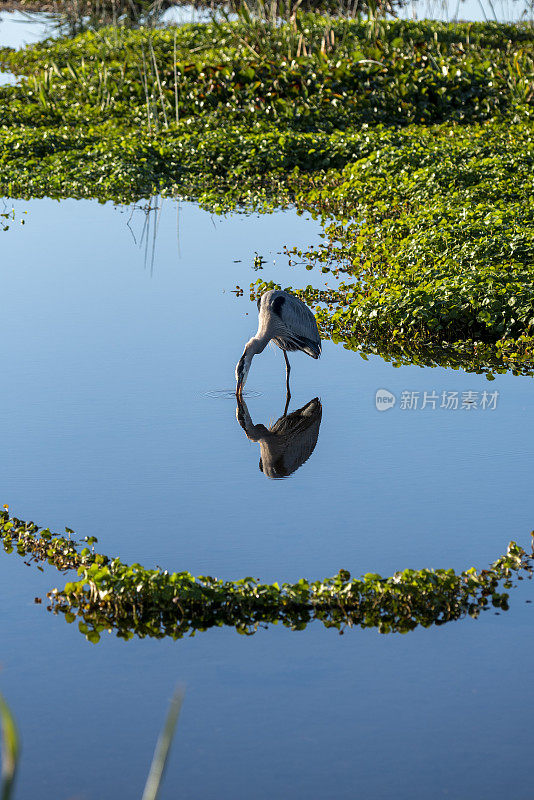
271 293 321 358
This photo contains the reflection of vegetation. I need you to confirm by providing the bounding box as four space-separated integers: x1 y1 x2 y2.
13 0 407 32
0 206 26 233
327 329 534 377
12 0 174 34
1 509 533 643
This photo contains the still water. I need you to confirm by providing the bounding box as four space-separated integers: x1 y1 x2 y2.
1 10 534 797
1 196 533 800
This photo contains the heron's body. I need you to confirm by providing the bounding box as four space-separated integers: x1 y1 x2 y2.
235 290 321 395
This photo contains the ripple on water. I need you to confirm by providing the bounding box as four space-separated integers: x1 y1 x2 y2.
203 388 262 399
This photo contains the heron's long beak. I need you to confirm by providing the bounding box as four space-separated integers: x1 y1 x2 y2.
236 350 250 396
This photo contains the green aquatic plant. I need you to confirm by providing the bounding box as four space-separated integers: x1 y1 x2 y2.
1 19 533 133
1 508 533 643
254 278 534 376
0 20 533 352
251 275 534 377
254 121 534 349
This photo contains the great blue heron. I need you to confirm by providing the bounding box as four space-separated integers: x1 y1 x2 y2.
235 289 321 397
236 395 322 479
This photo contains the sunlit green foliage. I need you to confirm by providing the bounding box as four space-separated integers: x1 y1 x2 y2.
1 508 533 642
0 18 533 350
1 18 533 130
254 122 534 349
253 274 534 375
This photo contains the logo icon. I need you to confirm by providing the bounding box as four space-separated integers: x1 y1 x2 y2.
375 389 396 411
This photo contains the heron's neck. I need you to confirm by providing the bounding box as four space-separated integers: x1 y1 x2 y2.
245 335 269 357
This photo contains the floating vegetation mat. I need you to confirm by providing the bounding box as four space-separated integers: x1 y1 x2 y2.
1 508 533 642
1 18 534 358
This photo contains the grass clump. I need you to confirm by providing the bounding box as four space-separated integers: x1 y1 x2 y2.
1 19 533 132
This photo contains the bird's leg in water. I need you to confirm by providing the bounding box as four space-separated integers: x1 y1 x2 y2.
283 350 291 405
283 387 291 417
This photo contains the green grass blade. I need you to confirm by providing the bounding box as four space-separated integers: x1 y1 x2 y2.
141 688 184 800
0 694 20 800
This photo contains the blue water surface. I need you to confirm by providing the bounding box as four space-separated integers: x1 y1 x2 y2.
1 10 534 796
0 195 533 800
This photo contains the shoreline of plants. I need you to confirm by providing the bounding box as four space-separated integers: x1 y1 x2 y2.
1 508 533 642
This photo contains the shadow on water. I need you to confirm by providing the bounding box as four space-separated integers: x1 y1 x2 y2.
236 395 322 479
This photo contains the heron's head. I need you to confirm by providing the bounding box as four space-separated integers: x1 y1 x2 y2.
235 350 252 396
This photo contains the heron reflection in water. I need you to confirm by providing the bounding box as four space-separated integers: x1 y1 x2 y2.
236 395 322 479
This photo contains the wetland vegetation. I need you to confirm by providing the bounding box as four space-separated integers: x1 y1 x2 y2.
1 11 534 640
0 15 533 364
1 8 534 796
1 508 533 642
